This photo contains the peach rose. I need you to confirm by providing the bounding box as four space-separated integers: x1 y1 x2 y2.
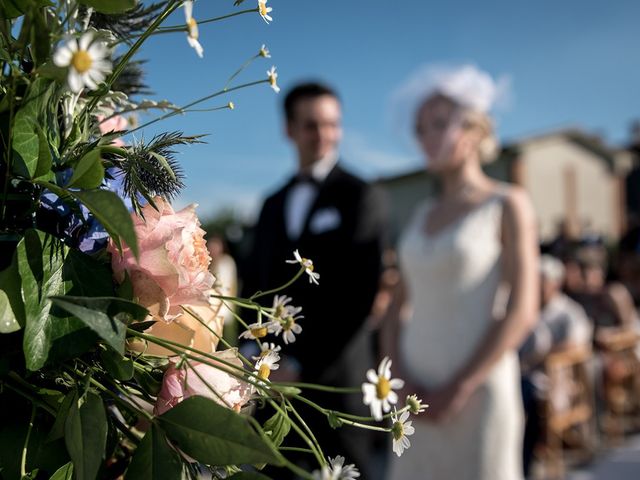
108 197 215 322
154 349 251 415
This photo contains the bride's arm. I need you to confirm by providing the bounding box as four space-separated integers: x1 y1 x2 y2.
379 275 410 373
428 186 539 420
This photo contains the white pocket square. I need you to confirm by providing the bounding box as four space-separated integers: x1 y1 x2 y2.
309 208 341 234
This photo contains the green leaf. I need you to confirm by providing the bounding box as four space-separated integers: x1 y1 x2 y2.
159 396 282 467
64 392 107 480
0 251 25 332
262 407 291 449
12 111 39 178
21 468 40 479
125 425 183 480
30 3 51 66
18 230 69 370
11 78 55 178
71 190 139 259
34 125 53 178
67 150 105 189
0 0 52 19
100 347 134 381
63 249 114 298
77 0 137 14
0 290 20 333
133 367 163 396
49 296 148 354
228 473 273 480
47 391 76 443
48 462 73 480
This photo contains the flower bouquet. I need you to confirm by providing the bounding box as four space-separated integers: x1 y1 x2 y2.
0 1 424 479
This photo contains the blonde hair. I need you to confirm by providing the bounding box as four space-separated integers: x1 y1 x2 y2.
459 107 499 164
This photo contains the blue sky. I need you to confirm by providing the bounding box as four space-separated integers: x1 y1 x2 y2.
131 0 640 221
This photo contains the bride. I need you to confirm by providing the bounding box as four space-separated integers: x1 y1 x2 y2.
384 65 539 480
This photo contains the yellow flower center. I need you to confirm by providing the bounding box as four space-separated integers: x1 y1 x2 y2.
187 17 199 39
259 3 268 15
71 50 93 74
258 363 271 380
250 326 268 338
302 258 313 271
376 377 391 399
269 75 277 87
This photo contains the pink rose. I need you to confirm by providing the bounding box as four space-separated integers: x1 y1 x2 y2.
154 349 251 415
108 197 215 322
97 114 128 147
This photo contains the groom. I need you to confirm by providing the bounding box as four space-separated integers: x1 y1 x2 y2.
244 81 387 465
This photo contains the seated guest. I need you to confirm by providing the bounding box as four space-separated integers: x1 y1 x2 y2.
520 254 592 477
566 242 638 334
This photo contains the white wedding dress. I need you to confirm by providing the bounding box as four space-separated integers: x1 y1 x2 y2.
388 191 524 480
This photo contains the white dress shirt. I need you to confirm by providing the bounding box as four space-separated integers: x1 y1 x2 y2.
285 152 338 240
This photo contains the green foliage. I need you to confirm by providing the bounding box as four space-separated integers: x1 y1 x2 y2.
64 391 108 480
48 462 74 480
159 396 283 467
67 150 105 189
125 425 184 479
17 230 70 370
0 252 25 332
78 0 137 14
100 347 134 381
262 405 291 449
11 78 58 179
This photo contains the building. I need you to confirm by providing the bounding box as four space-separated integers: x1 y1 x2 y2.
376 128 634 244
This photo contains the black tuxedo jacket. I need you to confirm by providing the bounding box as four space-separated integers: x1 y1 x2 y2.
244 164 386 382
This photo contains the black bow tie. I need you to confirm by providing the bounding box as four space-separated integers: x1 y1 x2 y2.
293 174 320 187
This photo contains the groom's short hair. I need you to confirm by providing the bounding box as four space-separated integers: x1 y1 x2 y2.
283 82 340 122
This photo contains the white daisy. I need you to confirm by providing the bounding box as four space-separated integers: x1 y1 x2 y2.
258 0 273 24
271 295 302 319
251 342 282 361
312 455 360 480
362 357 404 421
391 409 415 457
266 65 280 93
238 321 275 340
259 44 271 58
183 0 204 58
53 32 112 93
254 350 280 382
270 313 303 345
286 249 320 284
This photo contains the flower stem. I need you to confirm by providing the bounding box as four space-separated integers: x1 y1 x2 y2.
125 79 268 136
250 268 305 301
20 405 36 477
149 9 258 36
275 381 360 394
285 398 325 462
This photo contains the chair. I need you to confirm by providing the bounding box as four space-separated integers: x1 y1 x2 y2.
540 345 596 479
595 329 640 444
